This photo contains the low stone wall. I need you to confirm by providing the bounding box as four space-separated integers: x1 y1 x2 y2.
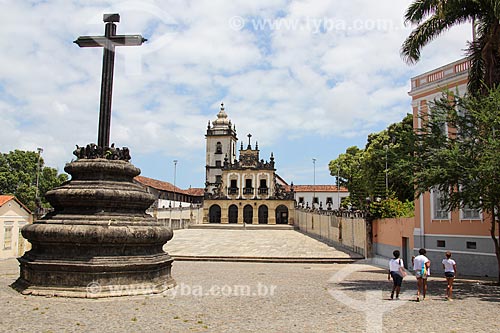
294 209 367 257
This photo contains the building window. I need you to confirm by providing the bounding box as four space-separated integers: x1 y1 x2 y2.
229 179 238 194
244 179 254 194
215 175 222 184
326 197 333 204
4 226 12 249
437 240 446 248
258 179 268 194
313 197 319 204
215 160 222 167
466 241 477 249
298 197 304 204
215 142 222 154
432 189 448 219
462 204 480 219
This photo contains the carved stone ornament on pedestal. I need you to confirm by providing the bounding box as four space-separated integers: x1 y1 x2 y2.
12 159 175 297
11 13 175 297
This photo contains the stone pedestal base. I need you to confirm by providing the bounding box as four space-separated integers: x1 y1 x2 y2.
12 158 175 298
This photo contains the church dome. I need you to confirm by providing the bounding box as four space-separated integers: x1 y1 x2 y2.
212 103 231 127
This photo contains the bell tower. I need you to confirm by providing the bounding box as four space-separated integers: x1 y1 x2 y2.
205 103 237 194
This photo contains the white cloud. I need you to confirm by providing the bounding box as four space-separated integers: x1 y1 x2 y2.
0 0 472 186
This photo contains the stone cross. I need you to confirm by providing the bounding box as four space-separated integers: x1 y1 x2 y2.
74 13 147 148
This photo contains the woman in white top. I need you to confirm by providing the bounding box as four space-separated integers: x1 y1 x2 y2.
442 251 457 300
388 250 405 300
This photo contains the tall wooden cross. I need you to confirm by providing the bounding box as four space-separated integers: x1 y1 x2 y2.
74 13 147 148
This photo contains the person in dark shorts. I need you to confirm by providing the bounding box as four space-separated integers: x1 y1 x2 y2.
442 251 457 300
413 248 430 301
388 250 405 300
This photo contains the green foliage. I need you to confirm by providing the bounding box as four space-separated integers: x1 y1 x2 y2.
329 114 415 205
401 0 500 95
329 146 368 208
369 196 415 219
413 88 500 212
0 150 68 211
413 87 500 282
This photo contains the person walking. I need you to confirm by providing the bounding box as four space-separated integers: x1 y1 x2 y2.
442 251 457 301
413 248 430 302
388 250 405 300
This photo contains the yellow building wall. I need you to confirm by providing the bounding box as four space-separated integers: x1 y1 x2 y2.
0 198 32 259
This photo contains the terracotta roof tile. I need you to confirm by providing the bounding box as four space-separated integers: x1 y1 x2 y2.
0 195 15 207
134 176 204 197
0 195 32 213
134 176 184 193
186 188 205 196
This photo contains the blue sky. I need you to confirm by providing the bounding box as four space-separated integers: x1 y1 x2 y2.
0 0 471 189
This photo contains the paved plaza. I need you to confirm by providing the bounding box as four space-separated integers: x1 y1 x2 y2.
164 228 358 261
1 229 499 332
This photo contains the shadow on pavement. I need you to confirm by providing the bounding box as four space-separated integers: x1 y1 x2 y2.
330 271 500 303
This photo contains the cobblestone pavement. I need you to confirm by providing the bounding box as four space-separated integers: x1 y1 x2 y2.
164 229 352 258
1 258 499 332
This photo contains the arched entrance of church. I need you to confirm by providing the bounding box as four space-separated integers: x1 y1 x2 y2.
275 205 289 224
258 205 268 224
209 205 221 223
228 204 238 223
243 205 253 224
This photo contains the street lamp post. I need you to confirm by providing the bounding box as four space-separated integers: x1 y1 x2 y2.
384 145 388 197
337 166 340 210
34 147 43 217
35 147 43 201
312 158 316 209
173 159 178 207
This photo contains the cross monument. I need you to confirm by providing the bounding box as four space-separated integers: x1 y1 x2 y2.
74 13 147 148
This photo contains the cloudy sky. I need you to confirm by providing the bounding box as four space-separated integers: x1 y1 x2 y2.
0 0 472 189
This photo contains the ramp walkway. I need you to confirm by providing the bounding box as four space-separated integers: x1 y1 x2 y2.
164 226 363 263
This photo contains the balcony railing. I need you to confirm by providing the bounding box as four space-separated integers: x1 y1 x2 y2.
243 187 254 195
228 187 238 195
258 187 269 195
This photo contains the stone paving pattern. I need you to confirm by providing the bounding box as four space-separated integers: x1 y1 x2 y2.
1 229 499 332
164 229 352 258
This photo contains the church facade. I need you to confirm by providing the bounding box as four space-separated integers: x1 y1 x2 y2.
203 104 295 224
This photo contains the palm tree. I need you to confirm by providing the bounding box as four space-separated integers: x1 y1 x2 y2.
401 0 500 95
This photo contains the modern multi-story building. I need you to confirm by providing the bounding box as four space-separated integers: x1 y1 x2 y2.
203 105 295 224
409 58 498 277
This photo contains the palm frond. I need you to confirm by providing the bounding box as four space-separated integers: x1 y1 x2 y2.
401 16 450 64
467 39 487 95
404 0 441 24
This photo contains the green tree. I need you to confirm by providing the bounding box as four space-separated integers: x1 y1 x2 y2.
413 87 500 283
0 150 68 211
328 146 367 209
401 0 500 95
386 114 415 202
329 115 415 206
